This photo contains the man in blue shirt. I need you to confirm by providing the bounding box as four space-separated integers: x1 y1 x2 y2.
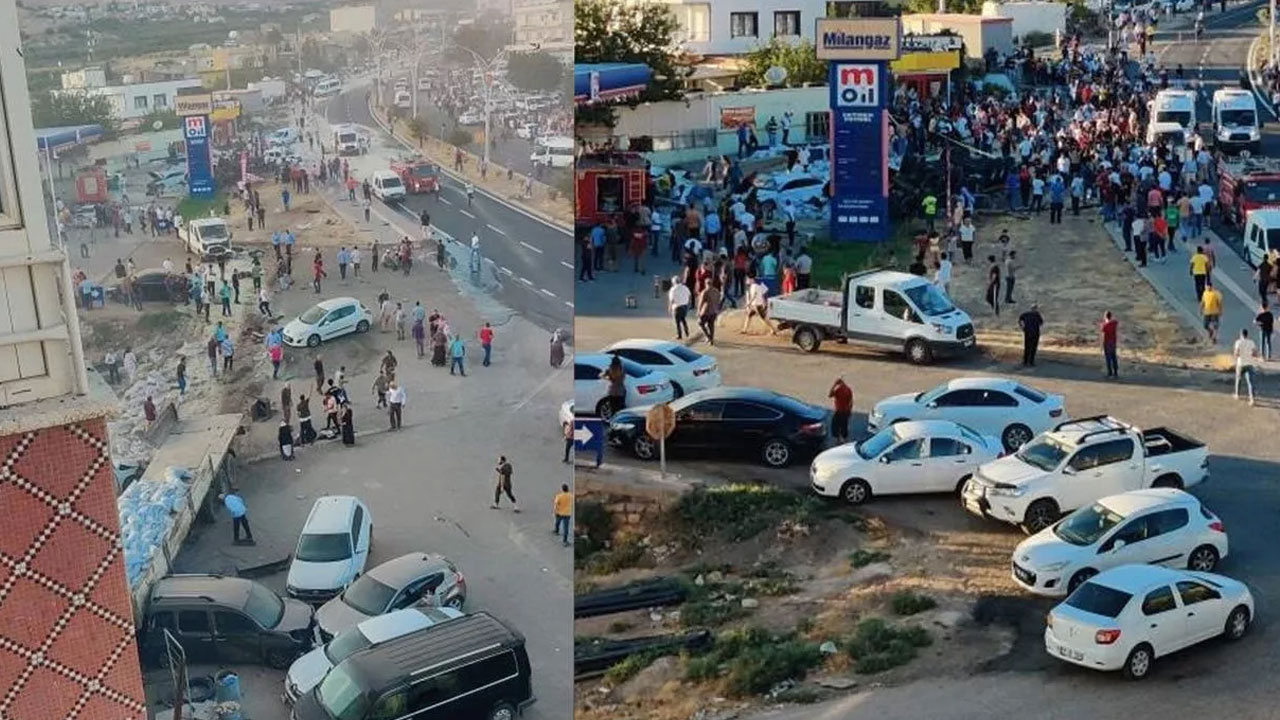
1048 175 1066 225
590 223 606 271
271 230 282 259
220 491 254 544
337 246 351 280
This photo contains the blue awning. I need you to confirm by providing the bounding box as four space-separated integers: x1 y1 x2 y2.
36 124 104 153
574 63 651 105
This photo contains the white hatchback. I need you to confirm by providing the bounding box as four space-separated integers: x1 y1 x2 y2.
603 339 722 398
1045 565 1253 679
574 353 674 420
286 496 373 604
283 297 374 348
869 377 1066 452
810 420 1001 504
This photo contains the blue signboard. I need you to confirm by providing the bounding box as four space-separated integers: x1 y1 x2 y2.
184 115 216 198
574 418 604 466
829 62 890 242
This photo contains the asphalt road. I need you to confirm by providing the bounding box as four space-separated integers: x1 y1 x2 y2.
322 86 573 332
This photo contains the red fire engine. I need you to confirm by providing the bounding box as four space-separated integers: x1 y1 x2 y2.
575 152 648 229
390 158 441 194
1217 154 1280 226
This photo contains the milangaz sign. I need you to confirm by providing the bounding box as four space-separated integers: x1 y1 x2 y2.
815 18 902 61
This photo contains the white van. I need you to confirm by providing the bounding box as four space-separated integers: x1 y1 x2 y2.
269 127 299 146
394 89 411 109
1150 89 1197 135
531 135 574 169
1242 208 1280 267
177 217 232 259
314 76 342 97
370 170 406 202
1213 88 1261 154
1145 121 1189 154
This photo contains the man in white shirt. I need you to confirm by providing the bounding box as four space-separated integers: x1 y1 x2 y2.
668 276 692 339
1234 329 1258 405
162 257 174 274
935 252 953 295
387 380 407 429
741 274 777 335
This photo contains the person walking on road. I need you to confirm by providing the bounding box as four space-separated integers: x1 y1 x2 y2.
1201 282 1224 344
1191 245 1210 300
220 491 254 544
600 355 626 417
206 336 219 377
297 394 316 445
176 356 187 396
1101 311 1120 378
449 335 467 376
479 322 494 366
1256 302 1274 360
388 380 406 429
491 456 519 511
742 273 777 335
1234 329 1258 405
553 484 573 546
562 421 574 463
697 280 722 346
669 276 691 339
314 356 325 393
1018 303 1044 367
278 420 295 461
269 342 283 379
829 377 853 443
984 255 1001 316
1003 251 1018 304
373 371 389 408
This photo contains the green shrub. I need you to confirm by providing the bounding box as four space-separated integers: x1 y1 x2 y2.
682 599 747 628
608 620 634 633
774 687 822 704
848 549 890 568
683 627 824 697
582 536 650 575
604 649 667 685
670 485 807 543
845 618 932 675
890 590 937 616
447 129 473 148
573 501 614 566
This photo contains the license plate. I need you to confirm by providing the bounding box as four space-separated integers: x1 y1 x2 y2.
1058 646 1083 661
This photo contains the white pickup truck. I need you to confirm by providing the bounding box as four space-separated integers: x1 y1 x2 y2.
177 217 232 260
961 415 1209 534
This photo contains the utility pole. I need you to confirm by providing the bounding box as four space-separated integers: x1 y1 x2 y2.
1272 0 1277 68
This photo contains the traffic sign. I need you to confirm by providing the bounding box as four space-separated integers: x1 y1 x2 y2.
645 404 676 440
574 418 604 454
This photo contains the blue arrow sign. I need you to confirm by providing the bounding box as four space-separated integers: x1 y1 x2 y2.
574 419 604 453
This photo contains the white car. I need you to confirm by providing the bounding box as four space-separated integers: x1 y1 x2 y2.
574 353 674 420
559 400 574 427
810 420 1002 504
1013 489 1228 597
751 174 828 214
458 111 483 126
286 496 373 603
869 377 1066 452
1044 565 1253 679
516 123 537 139
283 297 374 348
603 339 722 398
284 607 462 703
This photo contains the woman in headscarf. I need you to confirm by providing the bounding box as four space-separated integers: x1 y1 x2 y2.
278 420 295 461
600 354 626 417
340 403 355 446
549 328 565 368
297 394 317 445
412 316 426 358
431 324 448 366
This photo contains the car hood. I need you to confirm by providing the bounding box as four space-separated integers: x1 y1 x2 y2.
287 645 334 697
872 393 918 418
812 442 869 471
316 596 373 637
279 597 316 633
1014 527 1084 569
611 406 651 425
976 455 1046 486
288 558 355 592
283 318 315 337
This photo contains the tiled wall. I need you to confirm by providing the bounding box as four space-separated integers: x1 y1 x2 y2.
0 420 146 720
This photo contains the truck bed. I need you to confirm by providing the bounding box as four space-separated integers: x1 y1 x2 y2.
1142 427 1204 457
768 289 843 328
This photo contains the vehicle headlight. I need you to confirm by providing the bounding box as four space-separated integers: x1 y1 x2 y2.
1039 560 1070 573
931 323 949 335
987 485 1026 497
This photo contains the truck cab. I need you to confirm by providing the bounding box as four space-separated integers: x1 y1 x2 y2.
1149 89 1197 136
333 125 364 156
391 159 440 194
574 152 648 229
1242 208 1280 267
1212 88 1261 153
177 217 232 259
1145 121 1189 151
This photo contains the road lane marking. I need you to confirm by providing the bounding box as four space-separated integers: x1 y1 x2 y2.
519 241 543 254
499 266 514 276
564 301 574 308
540 288 556 297
488 224 507 236
440 196 453 205
560 261 574 269
460 210 476 219
519 277 534 286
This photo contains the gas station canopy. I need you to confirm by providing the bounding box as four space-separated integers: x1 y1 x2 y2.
35 124 104 153
574 63 652 106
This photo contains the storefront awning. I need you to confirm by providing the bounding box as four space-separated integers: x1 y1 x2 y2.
35 124 103 153
574 63 651 106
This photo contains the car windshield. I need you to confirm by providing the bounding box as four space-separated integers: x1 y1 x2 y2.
340 575 397 616
856 427 899 459
1243 180 1280 203
338 133 356 143
324 628 375 665
412 165 437 177
198 224 228 240
668 346 704 363
1015 437 1070 471
296 533 352 563
317 666 369 720
955 423 986 446
1064 582 1133 619
902 283 956 316
243 583 285 627
381 177 403 189
299 305 328 324
1220 109 1255 126
1155 110 1191 126
1054 503 1126 546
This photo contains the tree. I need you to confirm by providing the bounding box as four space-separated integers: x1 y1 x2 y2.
408 116 429 147
506 51 566 93
737 39 827 88
575 0 687 103
30 91 116 132
453 19 513 62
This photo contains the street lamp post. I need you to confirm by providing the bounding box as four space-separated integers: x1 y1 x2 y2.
454 44 535 170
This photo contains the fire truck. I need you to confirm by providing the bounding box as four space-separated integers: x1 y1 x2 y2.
1217 154 1280 227
390 158 441 195
575 152 648 229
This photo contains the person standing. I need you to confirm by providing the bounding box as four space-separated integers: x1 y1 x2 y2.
220 336 235 373
269 342 283 379
1018 303 1044 366
959 217 976 264
314 356 325 393
278 421 296 461
985 255 1001 316
1190 245 1210 300
491 456 520 511
297 394 317 445
1256 302 1274 360
697 280 722 346
176 356 187 396
553 484 573 546
479 322 494 367
220 491 254 544
340 402 356 445
281 383 293 425
600 355 626 417
668 275 691 339
828 377 853 443
550 328 566 368
742 273 776 335
794 248 812 289
1234 329 1258 405
562 421 574 463
413 318 426 358
1101 311 1120 378
1003 251 1018 304
372 371 389 408
449 334 467 376
388 380 406 429
219 280 232 316
351 246 361 277
1201 281 1223 344
143 395 157 428
206 336 219 377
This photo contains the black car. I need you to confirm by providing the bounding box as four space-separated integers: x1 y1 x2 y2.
607 387 828 468
109 269 187 304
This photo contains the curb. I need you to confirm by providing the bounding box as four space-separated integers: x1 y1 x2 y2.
365 96 572 234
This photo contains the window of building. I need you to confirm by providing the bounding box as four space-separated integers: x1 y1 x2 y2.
730 12 759 38
774 11 801 37
805 111 830 141
133 95 149 111
670 3 710 43
153 94 168 108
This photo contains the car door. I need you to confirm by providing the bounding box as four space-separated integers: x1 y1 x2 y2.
978 390 1021 432
672 400 725 452
879 288 927 346
722 401 785 452
874 438 928 493
929 389 985 427
389 575 433 610
175 609 217 664
351 504 370 575
331 305 358 337
1139 584 1190 656
573 362 602 411
213 610 264 665
921 436 975 493
142 611 176 666
1142 508 1193 567
1096 514 1156 568
1176 580 1226 644
1060 438 1139 512
366 685 412 720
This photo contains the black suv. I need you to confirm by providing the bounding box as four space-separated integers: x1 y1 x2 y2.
138 574 316 669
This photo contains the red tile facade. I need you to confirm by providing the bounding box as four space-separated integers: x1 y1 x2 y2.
0 420 146 720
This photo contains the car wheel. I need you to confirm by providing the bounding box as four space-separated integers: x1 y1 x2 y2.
446 595 465 610
905 338 933 365
1067 568 1098 594
761 439 793 468
670 382 685 399
1151 474 1183 489
266 648 295 670
356 319 370 333
595 398 616 421
1021 499 1059 534
1121 644 1154 680
633 435 657 460
1001 424 1034 452
1224 605 1251 641
306 334 321 348
486 701 517 720
954 476 971 496
841 479 871 505
794 326 821 353
1187 545 1219 571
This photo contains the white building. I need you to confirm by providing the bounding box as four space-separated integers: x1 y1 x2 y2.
68 78 205 121
478 0 513 16
513 0 571 45
653 0 828 56
60 67 107 90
